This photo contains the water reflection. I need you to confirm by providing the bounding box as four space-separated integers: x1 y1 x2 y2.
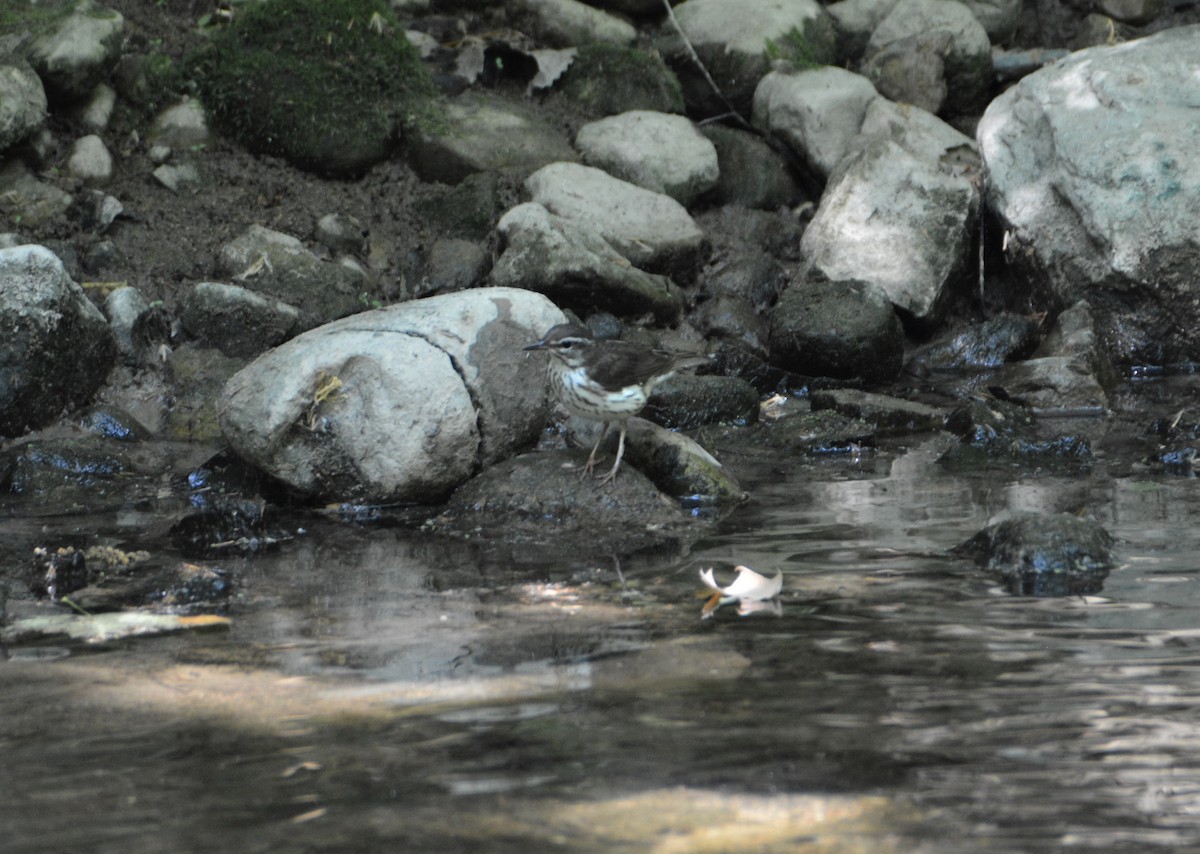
8 384 1200 849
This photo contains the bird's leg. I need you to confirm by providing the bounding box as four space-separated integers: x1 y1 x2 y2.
582 421 611 478
597 423 627 485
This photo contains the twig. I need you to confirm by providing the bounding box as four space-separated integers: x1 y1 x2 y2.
661 0 752 130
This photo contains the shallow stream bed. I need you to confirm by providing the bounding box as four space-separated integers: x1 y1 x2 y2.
5 377 1200 852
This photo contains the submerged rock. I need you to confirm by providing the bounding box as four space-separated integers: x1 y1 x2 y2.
955 512 1117 597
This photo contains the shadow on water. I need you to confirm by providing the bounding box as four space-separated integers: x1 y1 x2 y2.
7 379 1200 851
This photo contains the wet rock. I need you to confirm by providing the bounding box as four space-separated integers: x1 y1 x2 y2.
622 418 747 503
179 281 300 358
555 42 685 116
644 374 759 429
691 295 770 355
525 162 705 279
215 225 369 330
76 405 151 442
408 91 578 184
757 408 877 454
701 125 800 210
753 66 878 184
2 437 131 509
769 270 904 384
978 27 1200 365
576 111 718 206
491 202 685 322
0 244 113 437
865 0 992 116
219 288 566 503
800 136 979 326
939 395 1093 472
25 0 124 103
908 312 1043 373
663 0 836 119
431 450 706 557
170 498 284 558
955 512 1117 597
811 389 945 436
990 302 1117 414
0 56 47 151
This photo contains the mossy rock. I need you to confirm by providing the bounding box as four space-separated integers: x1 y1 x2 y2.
193 0 436 175
557 43 685 117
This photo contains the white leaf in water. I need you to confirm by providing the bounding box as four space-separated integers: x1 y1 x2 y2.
699 565 783 600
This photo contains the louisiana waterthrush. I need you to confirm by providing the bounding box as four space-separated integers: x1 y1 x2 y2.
524 322 709 484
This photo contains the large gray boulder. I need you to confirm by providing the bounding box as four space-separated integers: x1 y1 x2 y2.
25 0 124 103
0 245 114 436
219 288 566 503
978 26 1200 364
0 57 47 152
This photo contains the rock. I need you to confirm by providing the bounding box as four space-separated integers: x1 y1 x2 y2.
858 97 980 168
165 345 245 442
66 134 113 185
180 282 301 358
148 97 209 151
696 204 806 263
939 396 1093 473
954 512 1117 597
215 225 370 330
152 162 202 194
0 57 47 151
2 437 130 510
701 125 800 210
104 285 167 365
663 0 837 119
575 111 719 206
622 418 747 503
810 389 945 436
978 26 1200 365
491 203 685 321
431 450 704 558
908 312 1043 373
769 269 904 384
757 408 877 454
1097 0 1163 25
26 0 124 103
691 294 770 354
72 82 115 132
827 0 901 63
408 91 578 184
643 374 760 429
865 0 992 116
411 238 491 297
990 302 1117 414
800 138 979 325
219 288 566 503
699 249 787 312
963 0 1022 42
525 162 706 278
752 66 879 183
860 30 953 115
196 0 431 175
0 245 113 437
555 43 685 116
517 0 637 46
314 213 367 257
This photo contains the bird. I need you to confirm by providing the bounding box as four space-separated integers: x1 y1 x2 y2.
523 322 709 484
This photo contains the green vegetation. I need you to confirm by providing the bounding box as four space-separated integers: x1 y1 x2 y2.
764 27 826 70
192 0 437 175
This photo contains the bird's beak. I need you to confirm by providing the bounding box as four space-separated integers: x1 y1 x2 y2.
523 339 548 351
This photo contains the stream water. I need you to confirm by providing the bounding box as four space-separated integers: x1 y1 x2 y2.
5 377 1200 852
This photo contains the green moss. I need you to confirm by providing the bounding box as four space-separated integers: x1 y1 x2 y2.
191 0 437 174
0 0 72 40
561 43 685 116
764 26 826 70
